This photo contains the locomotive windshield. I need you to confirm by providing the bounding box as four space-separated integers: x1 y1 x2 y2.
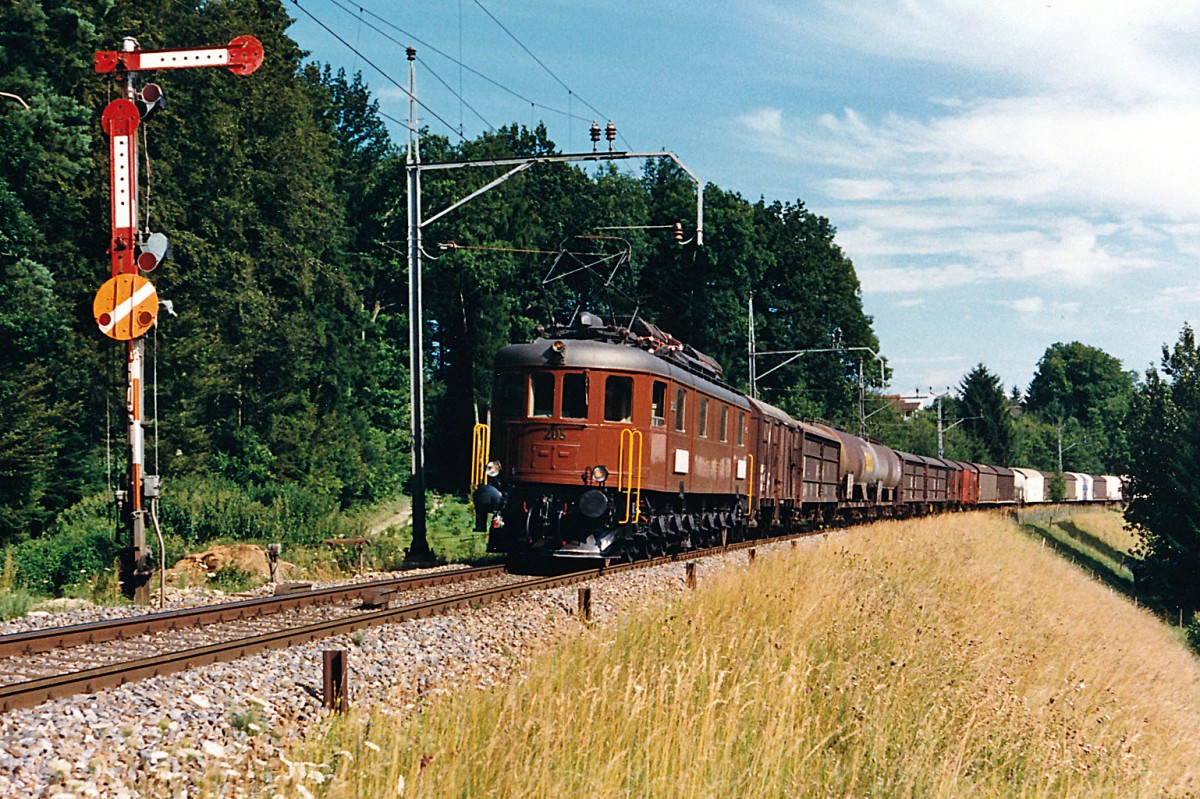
562 373 588 419
531 372 554 417
494 372 525 418
604 375 633 422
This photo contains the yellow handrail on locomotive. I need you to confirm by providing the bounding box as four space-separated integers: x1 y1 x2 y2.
470 423 490 493
746 453 755 507
617 428 644 525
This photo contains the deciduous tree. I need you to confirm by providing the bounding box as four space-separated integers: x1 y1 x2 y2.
1126 324 1200 613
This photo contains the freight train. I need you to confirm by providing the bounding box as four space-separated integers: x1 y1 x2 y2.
471 313 1122 560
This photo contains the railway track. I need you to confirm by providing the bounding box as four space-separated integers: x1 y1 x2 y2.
0 563 505 659
0 533 810 713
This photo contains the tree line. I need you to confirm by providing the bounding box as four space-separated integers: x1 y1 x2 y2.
868 342 1137 480
0 0 878 549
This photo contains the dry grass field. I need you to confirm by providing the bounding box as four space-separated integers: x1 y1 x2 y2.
1013 506 1139 588
1060 508 1142 554
1017 505 1142 556
296 511 1200 798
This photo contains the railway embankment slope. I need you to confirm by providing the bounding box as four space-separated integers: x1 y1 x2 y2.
301 511 1200 798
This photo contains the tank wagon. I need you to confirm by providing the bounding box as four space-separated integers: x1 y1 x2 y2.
472 314 1123 561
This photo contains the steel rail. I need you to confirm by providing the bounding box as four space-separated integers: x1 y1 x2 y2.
0 530 825 713
0 564 505 659
0 568 598 712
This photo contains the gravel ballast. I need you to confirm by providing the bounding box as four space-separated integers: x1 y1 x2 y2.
0 538 823 797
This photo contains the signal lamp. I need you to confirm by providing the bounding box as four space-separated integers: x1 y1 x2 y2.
590 465 609 483
136 83 166 119
485 460 502 478
137 232 170 272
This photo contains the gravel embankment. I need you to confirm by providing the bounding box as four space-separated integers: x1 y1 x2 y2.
0 538 822 798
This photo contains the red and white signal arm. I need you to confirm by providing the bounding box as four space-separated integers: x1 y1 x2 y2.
93 274 159 341
94 35 264 76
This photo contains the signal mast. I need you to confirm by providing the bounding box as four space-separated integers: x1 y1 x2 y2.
93 35 263 603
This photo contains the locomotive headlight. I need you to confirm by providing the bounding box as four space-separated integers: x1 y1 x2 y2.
485 460 502 478
590 465 609 483
552 340 566 353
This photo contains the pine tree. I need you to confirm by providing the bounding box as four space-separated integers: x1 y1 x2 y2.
958 364 1013 464
1126 325 1200 613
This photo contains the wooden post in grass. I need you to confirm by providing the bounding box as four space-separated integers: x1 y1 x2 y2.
323 650 349 713
578 587 592 624
324 538 370 575
685 561 696 589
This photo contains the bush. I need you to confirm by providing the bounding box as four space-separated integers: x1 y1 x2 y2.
211 564 261 594
1187 619 1200 652
11 494 117 595
157 475 360 546
372 494 489 570
0 589 35 620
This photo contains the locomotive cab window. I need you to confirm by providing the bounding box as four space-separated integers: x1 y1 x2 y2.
604 375 634 423
719 406 729 442
675 388 687 432
495 373 525 419
737 411 745 446
651 381 667 427
531 372 555 418
698 397 709 437
562 373 588 419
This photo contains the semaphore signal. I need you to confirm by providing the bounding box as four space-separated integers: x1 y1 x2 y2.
92 35 263 604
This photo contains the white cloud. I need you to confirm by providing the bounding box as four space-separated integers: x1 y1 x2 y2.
793 1 1200 102
999 296 1080 317
1133 286 1200 315
732 0 1200 391
856 263 981 294
733 1 1200 313
824 178 894 201
739 107 785 141
1004 296 1044 314
743 100 1200 219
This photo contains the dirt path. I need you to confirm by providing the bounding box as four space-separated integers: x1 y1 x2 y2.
366 499 412 536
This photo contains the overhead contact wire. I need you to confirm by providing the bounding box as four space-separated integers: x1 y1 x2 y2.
290 0 467 140
470 0 591 111
319 0 496 132
328 0 591 125
469 0 635 150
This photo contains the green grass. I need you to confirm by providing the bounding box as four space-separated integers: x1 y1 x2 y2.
370 494 494 568
210 564 263 594
0 589 36 621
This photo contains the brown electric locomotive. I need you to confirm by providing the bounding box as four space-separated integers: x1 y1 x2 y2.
474 313 756 558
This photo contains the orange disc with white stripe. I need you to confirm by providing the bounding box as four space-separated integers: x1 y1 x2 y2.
93 274 159 340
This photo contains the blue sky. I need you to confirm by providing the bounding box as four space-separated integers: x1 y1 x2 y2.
287 0 1200 397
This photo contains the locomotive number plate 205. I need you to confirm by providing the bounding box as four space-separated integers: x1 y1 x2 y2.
543 425 568 441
